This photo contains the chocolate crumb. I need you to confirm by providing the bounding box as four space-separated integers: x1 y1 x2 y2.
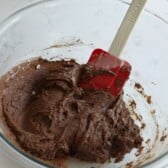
160 135 167 142
129 99 136 109
146 96 152 104
141 123 146 129
134 83 143 90
134 82 152 104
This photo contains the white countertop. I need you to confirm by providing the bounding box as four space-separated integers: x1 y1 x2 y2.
0 0 168 168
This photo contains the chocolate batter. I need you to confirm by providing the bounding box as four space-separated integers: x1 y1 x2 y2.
0 58 142 163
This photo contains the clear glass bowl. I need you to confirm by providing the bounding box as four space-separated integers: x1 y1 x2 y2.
0 0 168 167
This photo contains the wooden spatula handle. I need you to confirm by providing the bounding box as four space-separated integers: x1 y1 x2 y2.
108 0 147 57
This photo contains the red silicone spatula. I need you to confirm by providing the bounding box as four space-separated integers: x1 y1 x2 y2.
80 0 147 97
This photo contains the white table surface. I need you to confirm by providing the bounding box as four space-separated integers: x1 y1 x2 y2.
0 0 168 168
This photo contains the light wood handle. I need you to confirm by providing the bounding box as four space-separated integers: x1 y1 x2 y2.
108 0 147 57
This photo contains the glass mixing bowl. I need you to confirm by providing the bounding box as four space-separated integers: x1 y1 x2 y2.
0 0 168 167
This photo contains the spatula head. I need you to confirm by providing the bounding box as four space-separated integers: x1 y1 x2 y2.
80 49 131 96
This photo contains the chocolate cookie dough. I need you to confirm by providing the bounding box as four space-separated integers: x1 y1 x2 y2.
0 58 142 163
